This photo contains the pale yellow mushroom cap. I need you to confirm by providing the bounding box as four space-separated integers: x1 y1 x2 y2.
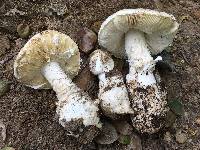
98 8 179 58
14 30 80 89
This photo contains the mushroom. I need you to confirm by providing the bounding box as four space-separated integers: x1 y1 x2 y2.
14 30 101 133
89 49 133 118
98 9 179 133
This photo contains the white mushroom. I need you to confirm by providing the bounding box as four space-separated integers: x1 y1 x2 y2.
14 30 101 132
98 9 179 133
89 49 133 118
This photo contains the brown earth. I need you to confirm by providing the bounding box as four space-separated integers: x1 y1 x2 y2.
0 0 200 149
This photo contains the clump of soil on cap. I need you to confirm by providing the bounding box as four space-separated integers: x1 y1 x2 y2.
0 0 200 149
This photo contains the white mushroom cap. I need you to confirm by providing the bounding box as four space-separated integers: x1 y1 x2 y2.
98 8 179 58
14 30 80 89
89 49 114 75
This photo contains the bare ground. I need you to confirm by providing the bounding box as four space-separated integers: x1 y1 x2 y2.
0 0 200 149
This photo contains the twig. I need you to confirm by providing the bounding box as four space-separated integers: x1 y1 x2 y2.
180 51 190 65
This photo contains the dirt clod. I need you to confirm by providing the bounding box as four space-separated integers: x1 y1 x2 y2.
195 117 200 126
175 130 187 144
0 119 6 146
112 120 133 135
0 80 10 96
91 21 102 33
193 10 200 20
163 131 172 142
126 133 142 150
165 110 177 127
0 35 10 56
15 38 26 50
48 0 68 16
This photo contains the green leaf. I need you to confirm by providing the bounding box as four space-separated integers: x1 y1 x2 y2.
118 135 131 145
168 99 184 116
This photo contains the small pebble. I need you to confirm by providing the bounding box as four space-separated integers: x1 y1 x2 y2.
74 65 96 92
195 117 200 126
17 23 31 38
77 28 97 53
78 126 100 144
15 38 26 50
82 142 96 150
154 0 163 10
163 131 172 142
118 135 131 145
188 128 198 136
48 0 68 16
0 35 10 56
165 110 177 127
0 79 10 97
193 10 200 20
175 130 187 144
95 121 118 145
112 120 133 135
0 119 6 142
91 21 102 33
126 133 142 150
113 57 124 72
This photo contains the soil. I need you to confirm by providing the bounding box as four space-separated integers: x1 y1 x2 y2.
0 0 200 149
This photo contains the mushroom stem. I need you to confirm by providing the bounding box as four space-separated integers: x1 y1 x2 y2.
98 73 106 82
42 62 73 100
98 72 133 115
125 29 168 133
125 29 158 87
42 61 101 129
